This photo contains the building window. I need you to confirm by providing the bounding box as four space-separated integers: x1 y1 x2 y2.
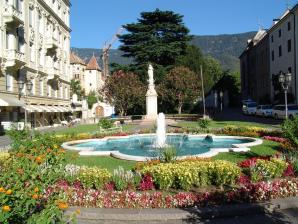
60 85 63 98
288 39 292 52
30 43 35 62
271 50 275 61
48 84 51 97
6 31 10 49
64 87 68 99
39 80 44 96
29 7 33 27
6 73 13 92
278 29 281 37
288 22 291 31
271 35 274 43
279 45 282 57
29 79 35 95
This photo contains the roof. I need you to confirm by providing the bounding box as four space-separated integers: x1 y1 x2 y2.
70 52 86 65
86 55 101 71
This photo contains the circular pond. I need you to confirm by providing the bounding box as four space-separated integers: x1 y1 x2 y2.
62 134 263 161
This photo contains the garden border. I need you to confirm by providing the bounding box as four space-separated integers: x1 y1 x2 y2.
61 134 263 161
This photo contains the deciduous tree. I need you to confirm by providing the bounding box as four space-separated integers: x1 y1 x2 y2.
159 66 200 114
101 71 145 116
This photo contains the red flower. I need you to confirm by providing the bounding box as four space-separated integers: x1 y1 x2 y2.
283 164 295 177
139 174 154 191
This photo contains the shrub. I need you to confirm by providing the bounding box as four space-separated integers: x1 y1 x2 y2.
198 118 211 130
98 118 114 129
158 146 177 163
0 152 10 168
282 116 298 147
77 166 111 189
250 158 288 182
141 160 240 190
112 166 141 191
0 133 72 223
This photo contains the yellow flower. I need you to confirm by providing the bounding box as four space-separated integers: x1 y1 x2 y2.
75 208 81 215
2 205 11 212
5 189 12 195
0 187 5 193
34 187 39 193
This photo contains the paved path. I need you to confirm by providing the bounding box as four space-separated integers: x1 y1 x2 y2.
67 197 298 224
213 108 282 127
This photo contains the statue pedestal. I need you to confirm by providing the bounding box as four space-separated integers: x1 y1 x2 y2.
145 85 158 120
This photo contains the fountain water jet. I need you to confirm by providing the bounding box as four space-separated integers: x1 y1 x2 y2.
155 113 166 148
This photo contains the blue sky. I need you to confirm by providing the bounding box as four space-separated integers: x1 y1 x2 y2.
70 0 296 48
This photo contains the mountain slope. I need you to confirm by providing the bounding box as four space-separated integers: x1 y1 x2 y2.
71 31 256 71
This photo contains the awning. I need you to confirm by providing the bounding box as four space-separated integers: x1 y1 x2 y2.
23 105 44 113
0 94 24 107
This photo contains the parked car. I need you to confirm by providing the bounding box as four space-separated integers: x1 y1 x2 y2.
256 105 273 117
242 101 257 115
272 104 298 119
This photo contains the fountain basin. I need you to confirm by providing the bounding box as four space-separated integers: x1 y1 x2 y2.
62 134 263 161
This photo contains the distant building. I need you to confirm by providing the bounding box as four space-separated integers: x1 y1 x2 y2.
240 29 270 103
240 4 298 104
0 0 71 129
69 52 113 118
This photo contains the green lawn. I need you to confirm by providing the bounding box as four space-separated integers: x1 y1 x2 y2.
178 120 280 129
66 140 279 171
53 124 136 135
212 140 279 163
66 151 136 172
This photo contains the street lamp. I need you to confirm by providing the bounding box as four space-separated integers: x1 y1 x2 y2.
220 91 223 112
279 71 292 119
18 80 33 128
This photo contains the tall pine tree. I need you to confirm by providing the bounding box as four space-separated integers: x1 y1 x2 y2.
119 9 191 69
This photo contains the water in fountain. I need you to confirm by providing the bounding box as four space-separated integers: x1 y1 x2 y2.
155 113 167 148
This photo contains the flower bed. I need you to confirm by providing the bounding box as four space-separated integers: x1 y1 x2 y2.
60 178 298 208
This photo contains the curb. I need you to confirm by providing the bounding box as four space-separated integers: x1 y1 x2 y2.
66 196 298 222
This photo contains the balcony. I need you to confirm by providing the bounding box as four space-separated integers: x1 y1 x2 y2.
45 36 59 50
5 49 25 67
3 4 24 26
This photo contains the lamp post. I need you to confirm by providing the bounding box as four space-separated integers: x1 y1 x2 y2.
278 71 292 119
17 80 33 128
220 91 223 112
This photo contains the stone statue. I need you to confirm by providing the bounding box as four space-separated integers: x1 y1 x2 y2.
148 64 154 85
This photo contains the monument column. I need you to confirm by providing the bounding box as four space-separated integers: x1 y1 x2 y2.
146 64 158 120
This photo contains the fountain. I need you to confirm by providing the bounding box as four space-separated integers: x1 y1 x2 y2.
155 113 166 148
62 65 263 161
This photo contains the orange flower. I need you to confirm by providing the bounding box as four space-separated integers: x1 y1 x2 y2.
0 187 5 193
35 156 42 164
32 194 39 199
58 149 65 154
57 202 68 210
46 148 52 153
34 187 39 193
2 205 11 212
5 189 12 195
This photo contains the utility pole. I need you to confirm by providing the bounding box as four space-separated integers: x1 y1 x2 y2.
200 65 206 118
